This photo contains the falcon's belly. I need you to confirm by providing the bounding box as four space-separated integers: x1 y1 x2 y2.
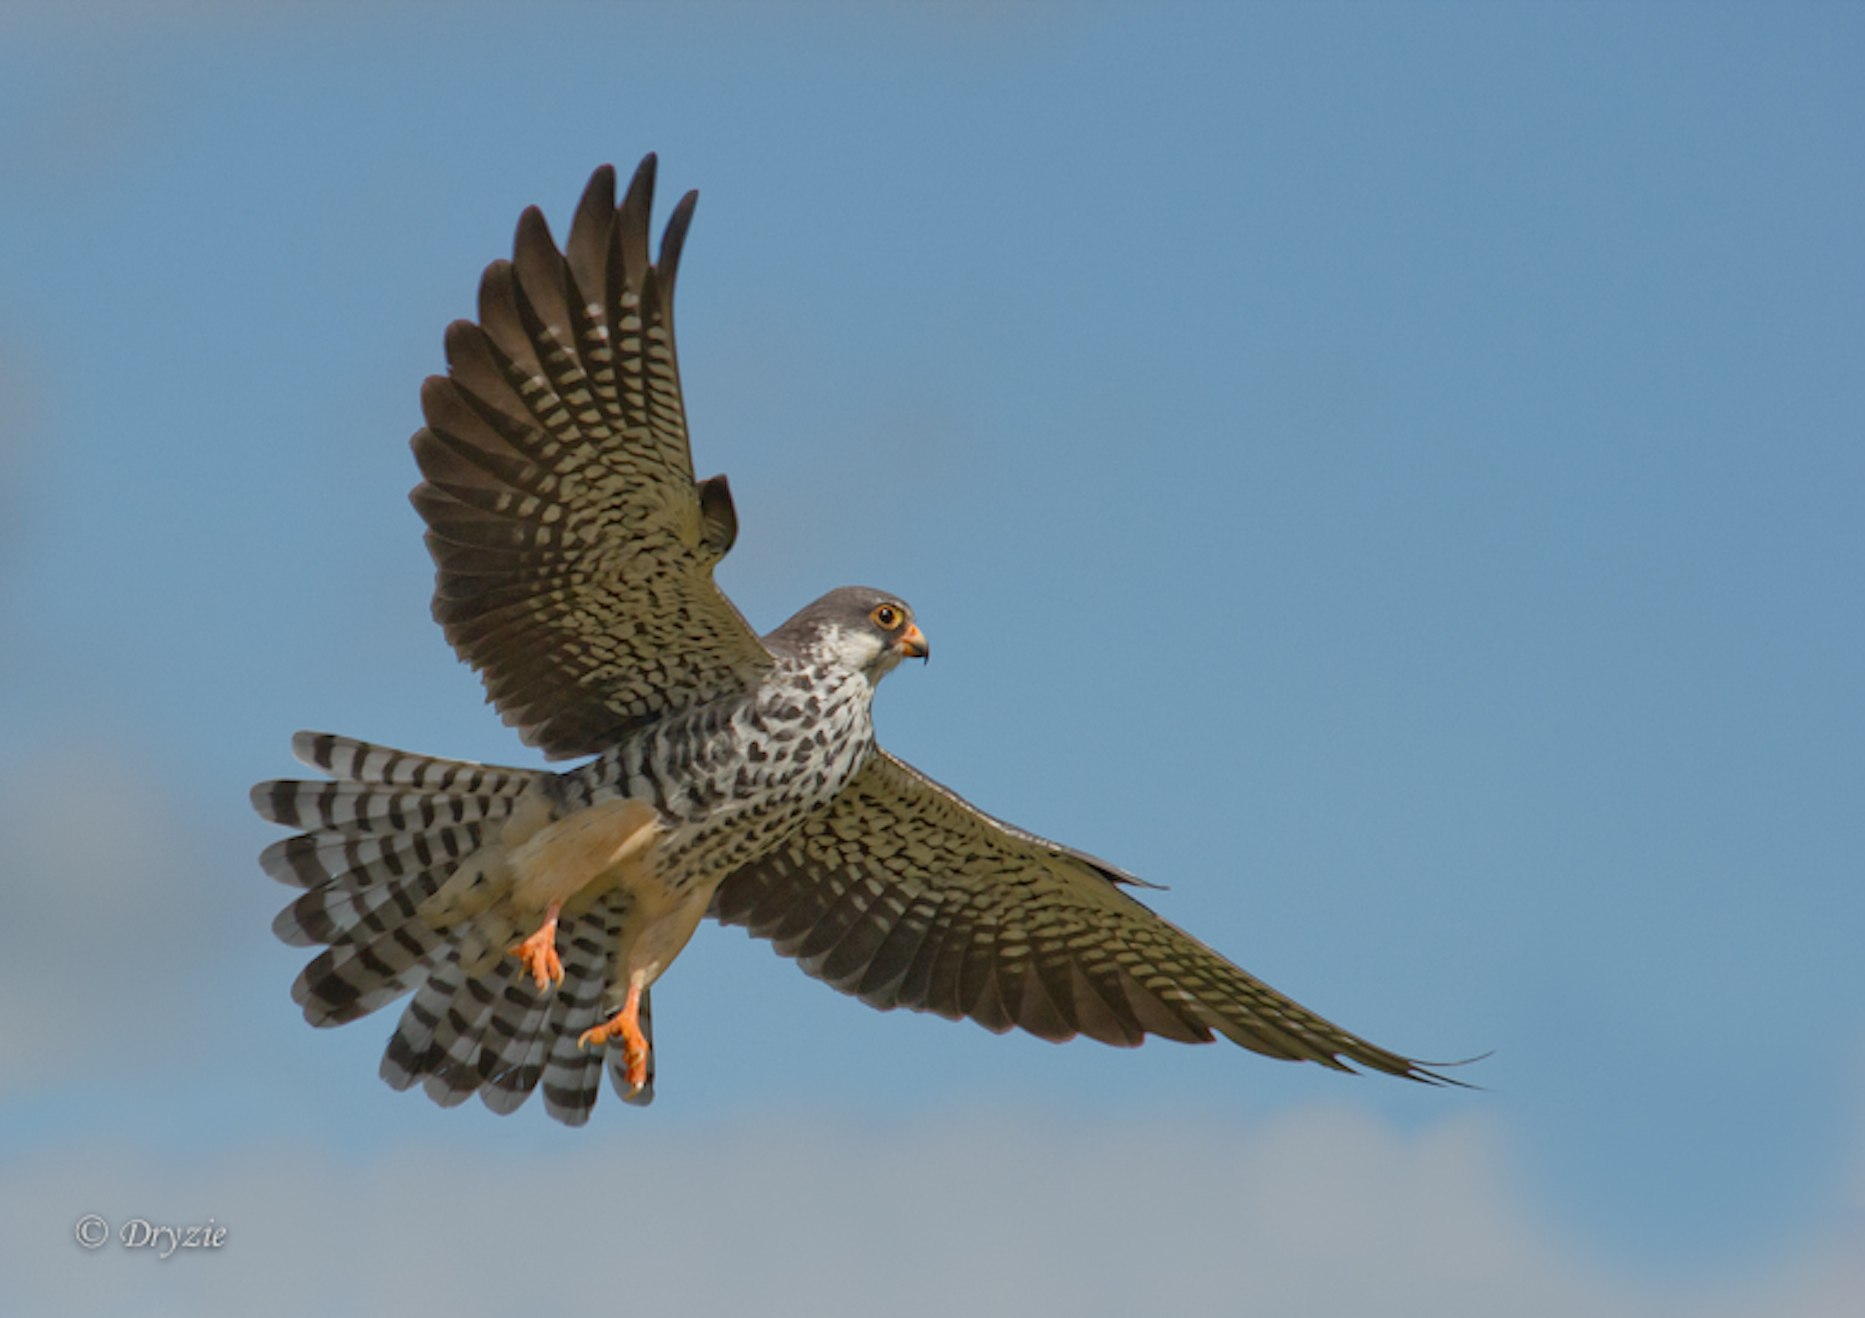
520 659 878 956
480 659 877 1097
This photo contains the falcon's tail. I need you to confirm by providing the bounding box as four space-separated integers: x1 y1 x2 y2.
251 731 654 1124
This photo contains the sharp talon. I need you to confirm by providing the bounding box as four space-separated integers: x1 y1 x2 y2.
509 906 564 993
577 984 649 1093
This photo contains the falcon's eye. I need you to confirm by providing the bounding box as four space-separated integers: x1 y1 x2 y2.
870 603 903 631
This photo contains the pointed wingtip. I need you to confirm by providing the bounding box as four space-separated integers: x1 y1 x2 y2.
513 203 555 255
1405 1047 1493 1090
567 166 618 291
624 153 658 213
582 161 617 203
658 188 699 294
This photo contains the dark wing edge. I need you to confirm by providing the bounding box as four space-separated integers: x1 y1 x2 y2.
712 749 1470 1086
410 155 770 759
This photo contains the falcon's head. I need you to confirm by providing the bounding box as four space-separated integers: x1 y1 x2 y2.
767 586 929 681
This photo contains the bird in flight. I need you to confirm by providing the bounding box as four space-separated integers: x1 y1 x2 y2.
253 156 1461 1124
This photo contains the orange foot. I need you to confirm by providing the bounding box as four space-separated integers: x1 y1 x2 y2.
578 981 649 1095
509 904 564 993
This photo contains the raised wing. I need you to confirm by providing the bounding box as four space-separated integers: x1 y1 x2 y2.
712 749 1458 1082
411 156 770 759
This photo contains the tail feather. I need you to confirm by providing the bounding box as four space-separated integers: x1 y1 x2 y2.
376 945 550 1112
291 730 537 795
260 826 484 892
380 953 468 1091
252 780 519 835
270 835 473 947
540 892 634 1125
478 981 557 1114
291 916 454 1026
256 730 653 1124
420 968 510 1107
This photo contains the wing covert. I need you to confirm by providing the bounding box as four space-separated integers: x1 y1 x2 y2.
712 749 1458 1083
411 156 770 759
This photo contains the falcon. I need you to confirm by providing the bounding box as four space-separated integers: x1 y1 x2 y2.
253 156 1461 1124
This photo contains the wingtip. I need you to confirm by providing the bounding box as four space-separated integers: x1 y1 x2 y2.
512 203 556 262
582 161 618 202
650 185 699 311
623 153 658 214
1404 1048 1493 1090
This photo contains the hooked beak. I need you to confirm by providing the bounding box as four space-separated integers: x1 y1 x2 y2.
896 623 930 661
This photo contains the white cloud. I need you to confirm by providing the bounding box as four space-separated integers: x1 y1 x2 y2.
6 1106 1859 1318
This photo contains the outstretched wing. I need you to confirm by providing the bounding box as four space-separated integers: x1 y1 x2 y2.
411 156 770 760
712 749 1457 1082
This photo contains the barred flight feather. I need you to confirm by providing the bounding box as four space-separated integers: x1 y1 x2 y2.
408 155 770 762
713 749 1465 1086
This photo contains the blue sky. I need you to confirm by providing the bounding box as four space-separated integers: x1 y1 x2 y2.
3 3 1862 1313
